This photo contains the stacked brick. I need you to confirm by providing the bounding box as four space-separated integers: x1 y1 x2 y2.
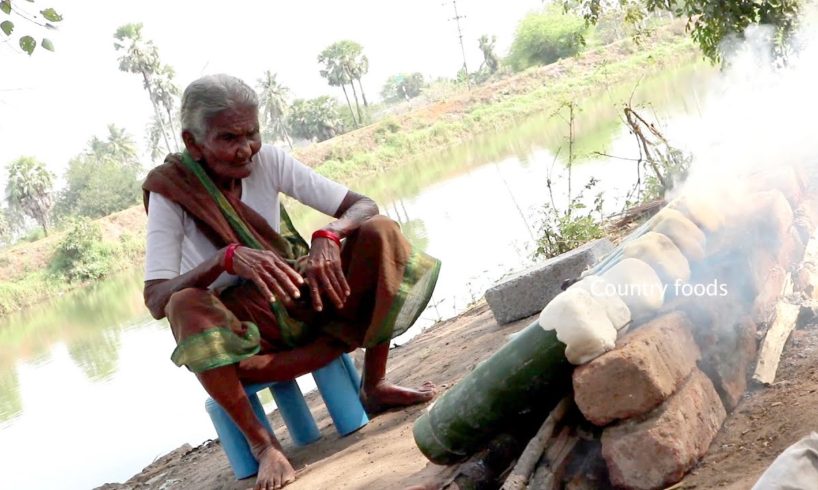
570 163 817 489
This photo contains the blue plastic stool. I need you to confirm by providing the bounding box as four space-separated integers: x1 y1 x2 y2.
204 353 368 479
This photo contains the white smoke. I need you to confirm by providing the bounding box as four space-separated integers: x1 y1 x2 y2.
671 15 818 203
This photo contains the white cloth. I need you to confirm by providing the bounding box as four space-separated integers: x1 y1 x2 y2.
752 432 818 490
144 144 349 290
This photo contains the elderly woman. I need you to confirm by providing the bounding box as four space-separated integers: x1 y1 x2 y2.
142 74 440 489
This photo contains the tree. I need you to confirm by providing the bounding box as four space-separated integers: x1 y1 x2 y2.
0 0 61 55
566 0 800 62
257 71 293 148
318 43 359 126
507 7 588 71
381 73 425 103
318 40 370 124
113 23 179 155
5 156 54 236
287 96 344 142
57 126 142 219
478 35 500 74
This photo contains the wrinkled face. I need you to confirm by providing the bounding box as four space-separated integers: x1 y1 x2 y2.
184 105 262 181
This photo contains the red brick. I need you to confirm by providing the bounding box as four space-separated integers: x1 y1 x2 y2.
778 226 805 271
601 370 726 490
573 312 700 427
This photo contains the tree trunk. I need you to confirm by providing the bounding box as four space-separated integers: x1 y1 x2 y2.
349 80 363 124
340 85 358 126
282 128 293 149
165 107 180 151
143 72 173 154
357 78 368 107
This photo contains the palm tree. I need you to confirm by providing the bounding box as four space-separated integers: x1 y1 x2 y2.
256 71 293 148
151 65 180 150
318 46 358 126
478 35 500 74
113 23 174 154
5 156 55 236
343 41 370 108
103 124 139 165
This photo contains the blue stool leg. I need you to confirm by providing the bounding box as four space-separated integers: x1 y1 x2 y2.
205 392 273 480
313 355 369 436
269 380 321 446
341 352 362 391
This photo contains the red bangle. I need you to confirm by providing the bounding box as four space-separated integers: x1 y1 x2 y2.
312 229 342 248
223 243 240 274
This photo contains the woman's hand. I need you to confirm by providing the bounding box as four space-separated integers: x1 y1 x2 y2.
228 246 304 306
305 237 350 312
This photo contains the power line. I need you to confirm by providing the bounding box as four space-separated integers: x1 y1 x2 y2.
444 0 470 88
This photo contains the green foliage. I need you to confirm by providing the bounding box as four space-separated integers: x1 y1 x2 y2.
534 177 605 259
5 156 54 236
318 40 370 126
478 34 500 74
55 125 142 220
257 71 293 148
51 218 114 282
507 7 589 72
0 0 62 55
287 96 345 142
568 0 800 62
381 73 425 103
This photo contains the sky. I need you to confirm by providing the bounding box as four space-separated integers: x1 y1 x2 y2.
0 0 544 190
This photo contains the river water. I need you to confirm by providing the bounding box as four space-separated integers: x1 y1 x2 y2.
0 62 714 489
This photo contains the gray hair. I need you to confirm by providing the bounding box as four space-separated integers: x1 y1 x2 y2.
180 74 258 140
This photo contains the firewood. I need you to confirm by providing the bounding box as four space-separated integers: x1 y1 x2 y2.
753 301 800 385
501 397 571 490
526 427 579 490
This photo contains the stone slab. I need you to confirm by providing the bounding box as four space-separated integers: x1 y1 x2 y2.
485 238 614 325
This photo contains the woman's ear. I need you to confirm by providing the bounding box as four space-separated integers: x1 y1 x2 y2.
182 130 203 159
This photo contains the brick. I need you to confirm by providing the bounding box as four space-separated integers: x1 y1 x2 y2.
601 370 726 490
778 226 806 271
746 166 804 209
752 265 787 325
573 312 700 426
485 239 613 324
673 296 757 410
697 315 757 411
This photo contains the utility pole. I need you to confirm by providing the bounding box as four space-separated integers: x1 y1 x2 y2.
444 0 470 89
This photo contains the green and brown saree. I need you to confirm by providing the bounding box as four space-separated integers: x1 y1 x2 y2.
143 152 441 374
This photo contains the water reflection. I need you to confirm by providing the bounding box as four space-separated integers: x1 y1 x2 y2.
0 270 147 421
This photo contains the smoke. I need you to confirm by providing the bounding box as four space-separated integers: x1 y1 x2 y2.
671 16 818 204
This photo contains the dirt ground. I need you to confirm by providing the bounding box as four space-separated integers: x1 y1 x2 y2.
95 299 818 490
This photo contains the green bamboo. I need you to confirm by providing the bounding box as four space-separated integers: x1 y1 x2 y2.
413 321 573 464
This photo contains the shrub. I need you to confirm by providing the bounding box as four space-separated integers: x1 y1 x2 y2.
507 7 590 72
51 218 114 281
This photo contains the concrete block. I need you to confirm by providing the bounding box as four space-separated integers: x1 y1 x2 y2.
485 239 614 325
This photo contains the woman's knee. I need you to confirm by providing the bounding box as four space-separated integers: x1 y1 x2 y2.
166 287 213 318
357 215 400 241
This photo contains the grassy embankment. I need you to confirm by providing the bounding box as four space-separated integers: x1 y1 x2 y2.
0 23 700 317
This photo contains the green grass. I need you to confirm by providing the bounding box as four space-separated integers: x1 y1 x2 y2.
310 33 700 189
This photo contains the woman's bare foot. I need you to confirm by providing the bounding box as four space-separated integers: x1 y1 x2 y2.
361 380 437 414
254 445 296 490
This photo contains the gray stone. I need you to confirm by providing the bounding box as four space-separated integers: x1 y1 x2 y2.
485 239 614 324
